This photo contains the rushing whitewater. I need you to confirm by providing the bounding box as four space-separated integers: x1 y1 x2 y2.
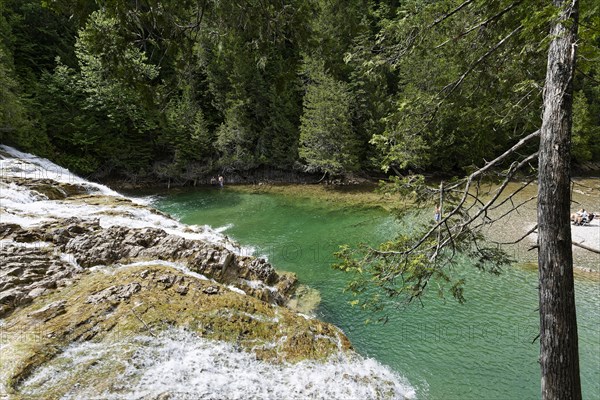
19 328 415 400
0 145 416 399
0 145 251 255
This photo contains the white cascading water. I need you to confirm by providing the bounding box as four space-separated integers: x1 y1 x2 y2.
19 328 416 399
0 145 416 399
0 145 253 255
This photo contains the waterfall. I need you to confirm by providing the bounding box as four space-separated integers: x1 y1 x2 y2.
19 328 416 399
0 145 416 399
0 145 253 255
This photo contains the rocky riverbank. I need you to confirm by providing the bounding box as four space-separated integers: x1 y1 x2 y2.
0 146 415 399
0 216 298 318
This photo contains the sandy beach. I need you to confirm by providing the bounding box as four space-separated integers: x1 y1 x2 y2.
571 219 600 254
481 178 600 272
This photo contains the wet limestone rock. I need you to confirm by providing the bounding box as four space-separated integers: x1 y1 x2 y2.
1 215 297 310
0 243 78 318
54 221 296 304
0 265 351 398
86 282 142 304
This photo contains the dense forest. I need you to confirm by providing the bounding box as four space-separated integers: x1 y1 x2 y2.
1 0 599 182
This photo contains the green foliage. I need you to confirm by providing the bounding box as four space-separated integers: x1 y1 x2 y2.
307 0 371 79
572 0 600 163
0 38 30 148
1 0 598 180
299 58 359 175
38 10 162 175
334 181 515 313
361 0 549 172
0 0 66 156
2 0 79 81
216 102 259 171
334 232 467 311
163 92 214 167
200 1 308 171
572 91 599 162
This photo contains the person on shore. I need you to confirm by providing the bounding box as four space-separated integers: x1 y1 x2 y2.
434 205 441 223
218 175 224 188
210 176 217 186
574 208 589 225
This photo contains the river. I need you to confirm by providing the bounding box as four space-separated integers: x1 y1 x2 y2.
149 186 599 400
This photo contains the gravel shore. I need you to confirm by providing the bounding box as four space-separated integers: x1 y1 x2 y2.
481 178 600 272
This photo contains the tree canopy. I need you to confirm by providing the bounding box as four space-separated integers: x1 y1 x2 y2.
1 1 598 398
1 0 598 180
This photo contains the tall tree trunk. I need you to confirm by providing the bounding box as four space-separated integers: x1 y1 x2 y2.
537 1 581 399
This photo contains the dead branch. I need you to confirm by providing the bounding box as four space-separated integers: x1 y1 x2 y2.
372 151 538 258
571 179 599 190
479 195 537 227
435 1 523 49
495 225 600 254
494 224 538 245
441 25 523 99
445 129 539 191
489 179 535 211
572 241 600 254
435 153 538 251
429 0 474 28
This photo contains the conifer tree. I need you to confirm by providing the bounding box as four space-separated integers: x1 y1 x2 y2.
299 59 359 176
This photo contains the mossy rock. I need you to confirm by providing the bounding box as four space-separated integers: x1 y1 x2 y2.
0 265 351 398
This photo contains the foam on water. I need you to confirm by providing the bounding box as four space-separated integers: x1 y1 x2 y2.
215 223 234 233
241 278 279 293
127 194 159 206
0 181 46 204
0 145 122 198
0 146 253 255
20 328 415 400
1 146 417 398
90 260 213 283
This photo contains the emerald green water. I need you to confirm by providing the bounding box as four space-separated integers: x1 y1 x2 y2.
150 188 600 399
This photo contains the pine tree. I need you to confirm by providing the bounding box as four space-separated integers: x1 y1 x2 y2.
299 59 359 176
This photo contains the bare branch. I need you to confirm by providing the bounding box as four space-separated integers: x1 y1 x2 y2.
435 153 538 251
446 129 539 191
571 179 599 190
441 25 523 99
371 150 537 259
429 0 474 28
494 224 600 254
572 241 600 254
435 1 523 49
480 195 537 227
489 178 535 211
494 224 538 245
